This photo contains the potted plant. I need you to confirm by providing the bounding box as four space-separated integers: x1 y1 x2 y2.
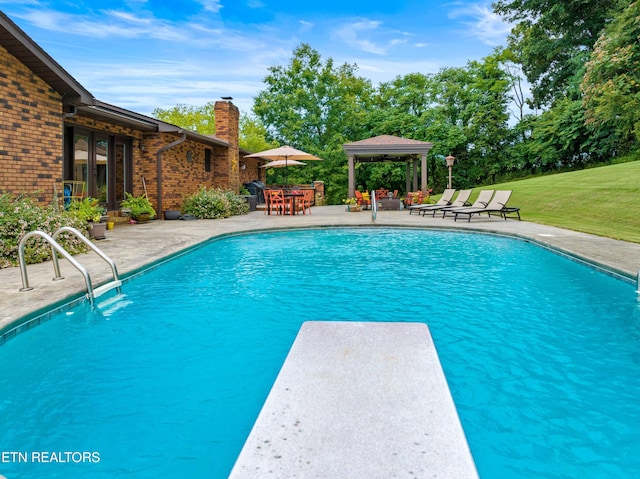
67 197 107 239
121 193 156 222
342 197 361 212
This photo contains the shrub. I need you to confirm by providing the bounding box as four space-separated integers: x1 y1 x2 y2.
67 197 106 222
0 193 88 269
182 187 249 219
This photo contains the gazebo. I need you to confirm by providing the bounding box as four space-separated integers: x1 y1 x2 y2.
343 135 433 198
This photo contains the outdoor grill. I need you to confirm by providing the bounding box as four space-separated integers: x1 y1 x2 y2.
243 181 266 204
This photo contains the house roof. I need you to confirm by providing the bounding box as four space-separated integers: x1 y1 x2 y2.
343 134 433 160
81 100 229 147
0 11 229 148
0 11 94 105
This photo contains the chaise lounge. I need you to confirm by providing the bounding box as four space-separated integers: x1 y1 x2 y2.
419 189 472 217
451 190 513 222
442 190 494 219
408 189 455 215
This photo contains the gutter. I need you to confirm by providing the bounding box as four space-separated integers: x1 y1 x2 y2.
156 131 187 216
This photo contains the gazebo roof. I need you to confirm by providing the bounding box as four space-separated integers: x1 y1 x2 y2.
343 134 433 159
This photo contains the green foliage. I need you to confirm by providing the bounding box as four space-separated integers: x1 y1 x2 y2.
67 197 105 223
582 1 640 153
152 102 216 134
0 193 88 268
181 187 249 219
239 114 279 152
493 0 623 107
253 43 373 203
120 193 157 220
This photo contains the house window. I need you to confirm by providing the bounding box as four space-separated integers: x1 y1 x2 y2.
204 149 212 172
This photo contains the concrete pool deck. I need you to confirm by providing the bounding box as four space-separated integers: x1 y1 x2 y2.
1 205 639 336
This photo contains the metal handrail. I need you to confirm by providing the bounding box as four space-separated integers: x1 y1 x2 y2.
53 227 120 285
19 230 93 297
18 227 121 305
371 190 377 223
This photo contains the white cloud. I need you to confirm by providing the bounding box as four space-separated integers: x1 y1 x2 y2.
299 20 314 31
448 3 512 46
333 19 393 55
196 0 223 13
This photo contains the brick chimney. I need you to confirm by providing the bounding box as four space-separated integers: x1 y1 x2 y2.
215 100 241 191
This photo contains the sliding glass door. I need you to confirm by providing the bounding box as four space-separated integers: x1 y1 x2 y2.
66 128 132 210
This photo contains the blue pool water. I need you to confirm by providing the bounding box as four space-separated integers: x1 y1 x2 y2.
0 228 639 478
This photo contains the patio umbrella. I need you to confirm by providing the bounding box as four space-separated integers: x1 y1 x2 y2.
260 159 306 185
246 145 321 185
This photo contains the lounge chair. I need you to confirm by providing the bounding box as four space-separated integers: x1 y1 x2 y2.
442 190 494 219
451 190 513 222
408 189 455 215
419 189 472 217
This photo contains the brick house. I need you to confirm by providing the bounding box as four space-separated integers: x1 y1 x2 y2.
0 11 253 216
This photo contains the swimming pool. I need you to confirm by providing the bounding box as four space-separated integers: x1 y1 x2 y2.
0 228 638 478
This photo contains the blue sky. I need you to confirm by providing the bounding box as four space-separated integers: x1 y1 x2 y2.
2 0 512 116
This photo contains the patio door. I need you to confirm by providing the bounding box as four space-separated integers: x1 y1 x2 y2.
66 128 132 210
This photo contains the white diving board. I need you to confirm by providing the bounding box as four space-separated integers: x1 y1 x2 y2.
229 321 479 478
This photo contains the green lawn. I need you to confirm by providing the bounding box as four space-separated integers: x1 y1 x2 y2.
447 160 640 244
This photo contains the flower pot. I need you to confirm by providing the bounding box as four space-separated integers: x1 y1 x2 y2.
164 210 181 220
88 222 107 240
240 195 257 211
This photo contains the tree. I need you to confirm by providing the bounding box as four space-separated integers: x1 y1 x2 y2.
239 114 278 152
152 102 216 134
582 1 640 154
493 0 624 107
253 43 374 203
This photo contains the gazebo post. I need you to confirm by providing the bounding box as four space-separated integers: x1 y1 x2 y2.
421 153 428 193
348 154 355 198
405 161 411 194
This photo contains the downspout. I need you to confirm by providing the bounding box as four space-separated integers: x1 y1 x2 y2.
156 131 186 217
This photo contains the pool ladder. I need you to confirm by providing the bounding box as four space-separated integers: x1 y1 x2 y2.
18 226 122 306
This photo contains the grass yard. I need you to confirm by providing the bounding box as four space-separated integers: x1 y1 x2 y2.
466 160 640 244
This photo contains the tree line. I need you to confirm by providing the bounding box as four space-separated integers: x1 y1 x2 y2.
154 0 640 204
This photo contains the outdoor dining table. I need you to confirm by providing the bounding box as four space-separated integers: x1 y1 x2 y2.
264 189 304 215
284 191 304 215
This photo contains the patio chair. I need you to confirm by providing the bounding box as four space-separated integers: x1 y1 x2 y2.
265 189 292 215
63 180 85 209
442 190 494 219
419 189 472 217
408 189 455 215
451 190 513 222
296 189 314 215
354 190 371 210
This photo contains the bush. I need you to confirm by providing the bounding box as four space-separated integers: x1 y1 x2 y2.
182 187 249 219
67 197 106 222
0 193 88 268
